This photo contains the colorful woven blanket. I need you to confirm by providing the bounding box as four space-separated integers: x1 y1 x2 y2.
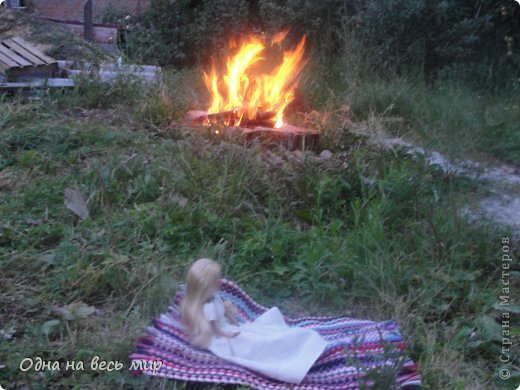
129 279 421 389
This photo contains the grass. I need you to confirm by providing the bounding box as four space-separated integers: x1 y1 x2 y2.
299 45 520 168
0 69 519 390
344 75 520 166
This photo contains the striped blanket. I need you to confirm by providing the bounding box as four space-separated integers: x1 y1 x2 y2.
129 279 421 389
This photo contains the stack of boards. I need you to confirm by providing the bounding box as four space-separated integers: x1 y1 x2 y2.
0 36 73 90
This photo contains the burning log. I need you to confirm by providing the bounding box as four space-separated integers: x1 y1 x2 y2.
185 110 238 125
240 119 275 128
201 33 307 131
185 110 277 128
240 110 277 128
184 32 318 150
184 111 319 150
206 110 239 124
185 110 208 125
255 110 276 121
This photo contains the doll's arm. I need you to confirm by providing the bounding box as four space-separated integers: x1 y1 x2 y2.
223 300 239 325
210 320 240 338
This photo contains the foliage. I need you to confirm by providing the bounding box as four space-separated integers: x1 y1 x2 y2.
346 0 520 87
119 0 520 87
120 0 251 67
342 75 520 165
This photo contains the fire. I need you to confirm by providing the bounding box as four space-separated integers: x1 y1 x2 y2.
202 32 307 128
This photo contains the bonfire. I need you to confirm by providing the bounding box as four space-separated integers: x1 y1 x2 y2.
186 31 319 150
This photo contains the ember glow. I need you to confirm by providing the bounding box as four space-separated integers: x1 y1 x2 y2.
202 32 307 128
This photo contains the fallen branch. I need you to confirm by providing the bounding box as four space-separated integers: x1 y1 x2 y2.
185 110 276 128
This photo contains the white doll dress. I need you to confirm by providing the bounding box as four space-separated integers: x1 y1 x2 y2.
202 293 328 384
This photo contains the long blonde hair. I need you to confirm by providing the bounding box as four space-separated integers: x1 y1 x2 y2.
180 258 221 348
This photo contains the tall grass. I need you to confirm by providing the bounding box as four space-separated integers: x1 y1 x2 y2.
1 71 516 388
296 20 520 167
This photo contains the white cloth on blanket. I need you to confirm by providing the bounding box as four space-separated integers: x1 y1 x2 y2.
202 293 328 384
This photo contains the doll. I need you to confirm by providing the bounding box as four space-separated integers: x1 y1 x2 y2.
180 258 328 385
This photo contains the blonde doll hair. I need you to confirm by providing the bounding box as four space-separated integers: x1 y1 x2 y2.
180 258 221 348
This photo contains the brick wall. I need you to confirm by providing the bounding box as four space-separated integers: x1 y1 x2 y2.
30 0 151 23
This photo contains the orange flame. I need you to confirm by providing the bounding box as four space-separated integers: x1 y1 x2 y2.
271 28 290 46
202 33 307 128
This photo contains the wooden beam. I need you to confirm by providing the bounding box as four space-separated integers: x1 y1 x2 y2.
0 78 75 91
185 110 277 127
7 63 58 79
84 0 94 42
58 60 162 74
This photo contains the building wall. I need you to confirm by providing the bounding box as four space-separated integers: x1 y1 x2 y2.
30 0 151 23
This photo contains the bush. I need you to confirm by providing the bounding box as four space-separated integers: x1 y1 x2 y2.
122 0 520 88
121 0 251 67
346 0 520 86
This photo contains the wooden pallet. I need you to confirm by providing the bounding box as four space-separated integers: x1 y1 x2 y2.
0 36 58 79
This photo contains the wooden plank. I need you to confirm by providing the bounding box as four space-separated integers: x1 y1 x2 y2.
9 37 51 63
57 61 162 74
0 49 20 68
0 43 32 67
0 78 75 90
66 69 160 83
0 58 12 74
3 39 45 65
10 37 56 64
